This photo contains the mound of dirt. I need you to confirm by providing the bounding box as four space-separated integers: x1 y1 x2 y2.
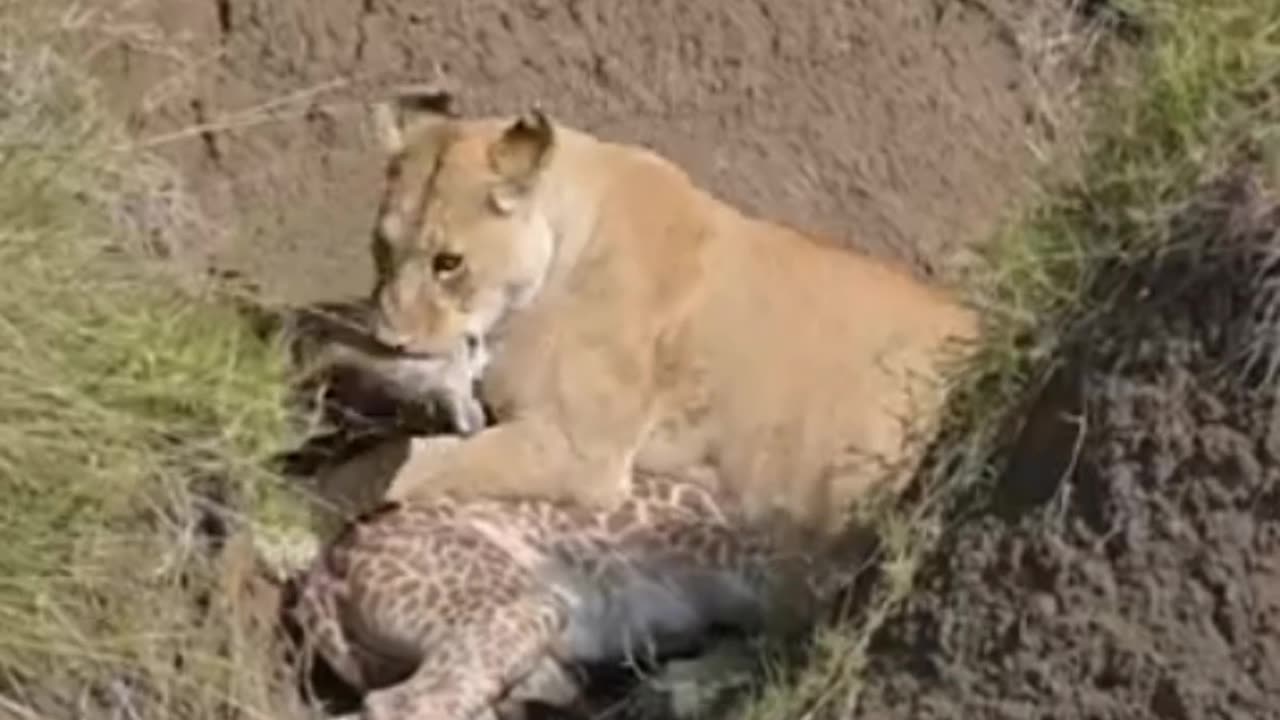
853 167 1280 718
89 0 1088 305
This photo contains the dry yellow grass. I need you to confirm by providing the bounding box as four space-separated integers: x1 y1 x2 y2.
0 4 313 717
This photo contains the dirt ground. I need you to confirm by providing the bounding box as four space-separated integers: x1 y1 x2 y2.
89 0 1085 305
853 168 1280 718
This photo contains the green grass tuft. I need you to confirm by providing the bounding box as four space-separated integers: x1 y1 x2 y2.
0 5 309 717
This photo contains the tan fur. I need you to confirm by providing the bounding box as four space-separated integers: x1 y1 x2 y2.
366 94 980 547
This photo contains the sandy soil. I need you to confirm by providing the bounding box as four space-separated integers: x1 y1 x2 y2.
89 0 1082 305
853 167 1280 719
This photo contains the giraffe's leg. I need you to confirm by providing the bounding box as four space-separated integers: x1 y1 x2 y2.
495 654 585 719
290 571 369 692
362 592 569 720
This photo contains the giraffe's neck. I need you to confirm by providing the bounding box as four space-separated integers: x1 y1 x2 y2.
456 493 824 666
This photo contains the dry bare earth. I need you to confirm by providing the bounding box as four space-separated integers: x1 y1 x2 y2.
853 166 1280 719
90 0 1086 304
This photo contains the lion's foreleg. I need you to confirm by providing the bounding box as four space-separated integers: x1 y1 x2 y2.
381 414 633 510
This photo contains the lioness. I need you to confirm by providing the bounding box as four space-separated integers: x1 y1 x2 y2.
364 89 979 547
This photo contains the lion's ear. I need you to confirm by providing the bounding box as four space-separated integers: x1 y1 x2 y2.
372 85 457 155
489 106 554 187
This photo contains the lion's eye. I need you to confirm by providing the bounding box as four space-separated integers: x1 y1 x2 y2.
432 251 464 276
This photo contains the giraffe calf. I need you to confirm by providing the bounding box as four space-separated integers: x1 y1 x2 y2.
288 473 829 720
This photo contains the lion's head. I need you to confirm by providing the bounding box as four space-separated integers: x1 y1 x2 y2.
367 89 559 359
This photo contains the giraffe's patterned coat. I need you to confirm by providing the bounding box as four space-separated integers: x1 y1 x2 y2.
289 472 830 719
